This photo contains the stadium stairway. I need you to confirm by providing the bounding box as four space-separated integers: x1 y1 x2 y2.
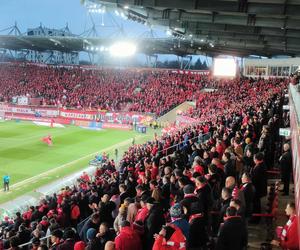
157 101 196 125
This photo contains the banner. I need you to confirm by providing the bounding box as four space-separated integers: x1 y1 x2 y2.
17 96 29 105
59 110 96 120
171 70 210 75
0 104 154 126
0 105 59 117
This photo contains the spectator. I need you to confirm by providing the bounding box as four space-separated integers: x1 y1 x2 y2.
152 224 186 250
144 198 165 250
279 143 293 195
57 228 76 250
114 221 141 250
271 202 299 250
73 241 86 250
240 172 255 218
215 207 248 250
79 213 100 242
169 203 189 239
250 152 267 222
49 229 63 250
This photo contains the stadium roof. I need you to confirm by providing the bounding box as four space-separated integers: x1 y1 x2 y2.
88 0 300 57
0 35 208 56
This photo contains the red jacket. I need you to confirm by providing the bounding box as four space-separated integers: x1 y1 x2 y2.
152 225 186 250
280 215 299 250
135 207 149 222
115 226 142 250
71 204 80 220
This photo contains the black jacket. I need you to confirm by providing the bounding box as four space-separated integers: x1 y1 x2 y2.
188 214 208 248
251 162 267 198
180 194 203 219
224 159 236 178
144 205 165 250
215 216 248 250
241 182 255 217
195 184 213 215
279 150 293 177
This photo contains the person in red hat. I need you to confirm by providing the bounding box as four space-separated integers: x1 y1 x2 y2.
73 241 86 250
271 202 299 250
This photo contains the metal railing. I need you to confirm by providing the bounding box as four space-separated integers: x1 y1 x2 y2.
156 132 211 156
18 235 52 249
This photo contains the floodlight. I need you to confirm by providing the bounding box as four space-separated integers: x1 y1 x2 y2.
166 30 172 36
109 42 136 57
124 5 129 9
213 58 236 77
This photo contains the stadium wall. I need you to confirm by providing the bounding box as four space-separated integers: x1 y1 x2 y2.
0 103 154 129
289 84 300 243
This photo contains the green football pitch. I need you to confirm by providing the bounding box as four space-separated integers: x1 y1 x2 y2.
0 120 154 204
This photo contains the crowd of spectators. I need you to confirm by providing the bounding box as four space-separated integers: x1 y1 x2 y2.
0 63 206 116
0 73 298 250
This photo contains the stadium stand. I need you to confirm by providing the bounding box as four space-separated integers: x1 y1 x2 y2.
0 75 298 250
0 63 205 116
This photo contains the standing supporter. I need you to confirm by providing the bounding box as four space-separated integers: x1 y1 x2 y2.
79 213 100 242
57 228 76 250
114 221 141 250
152 224 186 250
144 198 165 250
250 152 268 222
169 203 189 239
49 229 63 250
240 172 255 218
279 143 293 196
215 207 248 250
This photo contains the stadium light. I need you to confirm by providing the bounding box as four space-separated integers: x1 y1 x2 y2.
213 58 237 77
166 30 172 36
109 41 136 57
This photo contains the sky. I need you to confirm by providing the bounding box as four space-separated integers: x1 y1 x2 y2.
0 0 212 65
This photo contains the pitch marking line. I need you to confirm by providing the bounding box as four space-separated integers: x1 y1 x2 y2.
0 134 146 194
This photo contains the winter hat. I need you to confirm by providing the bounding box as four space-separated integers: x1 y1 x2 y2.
74 241 86 250
170 203 182 218
86 228 97 241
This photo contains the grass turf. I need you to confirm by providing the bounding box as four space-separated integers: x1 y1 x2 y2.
0 120 154 204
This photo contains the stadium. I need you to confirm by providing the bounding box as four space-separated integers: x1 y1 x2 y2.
0 0 299 249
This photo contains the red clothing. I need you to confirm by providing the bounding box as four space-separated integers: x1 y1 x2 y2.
152 225 186 250
135 207 149 222
280 215 299 250
193 165 204 176
115 226 142 250
71 204 80 220
151 165 159 180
